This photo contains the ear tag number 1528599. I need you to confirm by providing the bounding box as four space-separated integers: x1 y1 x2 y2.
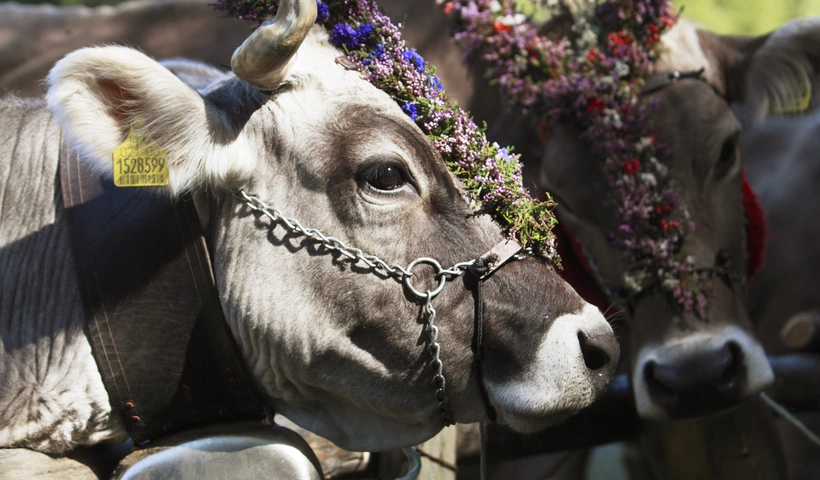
113 121 169 187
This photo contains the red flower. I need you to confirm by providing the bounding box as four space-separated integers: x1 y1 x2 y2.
646 24 660 44
586 48 603 63
538 122 551 140
655 205 672 215
608 30 634 55
586 98 604 113
661 219 680 230
621 158 640 174
493 20 512 34
443 2 453 15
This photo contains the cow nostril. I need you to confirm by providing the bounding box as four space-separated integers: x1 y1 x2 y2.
718 342 744 392
643 341 749 418
578 332 610 371
644 361 677 397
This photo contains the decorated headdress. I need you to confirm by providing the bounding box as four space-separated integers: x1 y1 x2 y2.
438 0 724 316
212 0 559 258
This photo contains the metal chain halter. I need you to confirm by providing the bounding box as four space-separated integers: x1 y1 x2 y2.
235 189 519 425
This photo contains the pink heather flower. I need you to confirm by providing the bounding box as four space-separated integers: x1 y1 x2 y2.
443 0 712 316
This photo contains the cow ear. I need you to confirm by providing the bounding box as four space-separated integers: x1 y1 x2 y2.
705 18 820 126
46 46 258 194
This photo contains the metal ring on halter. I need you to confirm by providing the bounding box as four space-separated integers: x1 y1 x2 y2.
404 258 448 300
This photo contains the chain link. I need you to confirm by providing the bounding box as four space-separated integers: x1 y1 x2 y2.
236 189 475 424
237 190 476 290
425 292 454 425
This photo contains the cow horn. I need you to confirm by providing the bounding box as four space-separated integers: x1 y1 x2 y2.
231 0 317 90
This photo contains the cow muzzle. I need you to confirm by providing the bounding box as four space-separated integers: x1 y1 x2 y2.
633 325 774 420
484 303 620 433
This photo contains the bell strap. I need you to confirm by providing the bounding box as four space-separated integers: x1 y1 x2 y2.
59 141 264 445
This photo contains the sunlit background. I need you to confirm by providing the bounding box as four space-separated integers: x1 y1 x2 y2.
1 0 819 35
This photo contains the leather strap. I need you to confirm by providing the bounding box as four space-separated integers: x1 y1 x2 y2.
59 141 264 445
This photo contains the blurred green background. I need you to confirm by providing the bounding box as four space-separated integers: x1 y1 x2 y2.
1 0 819 35
676 0 820 34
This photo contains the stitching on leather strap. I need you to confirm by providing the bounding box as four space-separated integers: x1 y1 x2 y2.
59 141 264 444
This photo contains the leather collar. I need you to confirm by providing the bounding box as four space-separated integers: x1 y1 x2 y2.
59 141 264 445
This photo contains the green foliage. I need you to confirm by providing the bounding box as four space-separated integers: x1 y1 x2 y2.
677 0 820 35
517 0 819 35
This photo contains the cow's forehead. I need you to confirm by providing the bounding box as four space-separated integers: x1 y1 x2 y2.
656 19 723 93
264 27 454 187
281 26 398 109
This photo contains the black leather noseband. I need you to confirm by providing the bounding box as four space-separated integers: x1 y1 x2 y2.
467 241 524 422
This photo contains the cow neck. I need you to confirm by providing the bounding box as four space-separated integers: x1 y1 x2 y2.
59 141 265 446
556 170 767 312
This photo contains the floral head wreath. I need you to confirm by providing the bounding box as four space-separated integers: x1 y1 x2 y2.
212 0 559 259
438 0 713 316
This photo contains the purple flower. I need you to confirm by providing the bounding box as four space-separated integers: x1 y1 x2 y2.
330 23 359 49
402 102 418 120
355 23 374 43
316 1 329 22
402 49 425 72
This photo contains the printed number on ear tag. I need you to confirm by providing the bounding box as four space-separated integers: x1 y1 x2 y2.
771 75 812 115
113 121 169 187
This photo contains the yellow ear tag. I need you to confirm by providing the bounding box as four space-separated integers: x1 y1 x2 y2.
771 76 812 115
113 121 169 187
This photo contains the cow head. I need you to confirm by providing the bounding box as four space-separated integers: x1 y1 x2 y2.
538 17 820 420
45 0 618 451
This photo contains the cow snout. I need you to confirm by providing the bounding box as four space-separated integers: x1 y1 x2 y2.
643 341 745 418
633 326 774 420
485 304 619 433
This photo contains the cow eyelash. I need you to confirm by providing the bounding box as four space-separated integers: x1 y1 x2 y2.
359 162 415 194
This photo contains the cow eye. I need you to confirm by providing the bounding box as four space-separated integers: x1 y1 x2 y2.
716 134 739 178
362 164 406 191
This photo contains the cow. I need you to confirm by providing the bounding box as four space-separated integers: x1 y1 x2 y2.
742 107 820 480
0 0 621 473
743 108 820 355
376 0 820 477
